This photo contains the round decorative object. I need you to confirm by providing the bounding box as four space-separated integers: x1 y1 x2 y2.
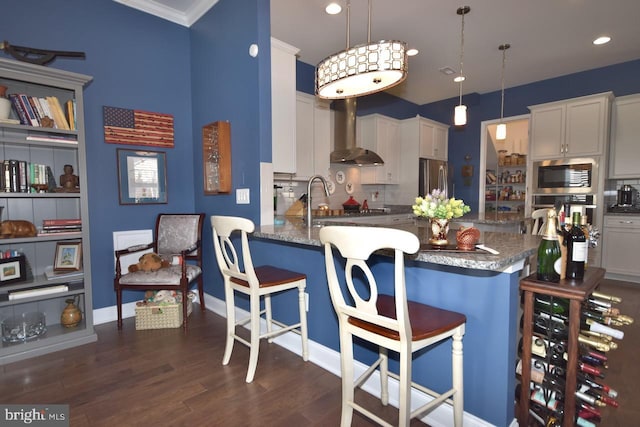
335 171 345 184
60 297 82 328
345 181 354 194
326 180 335 195
429 218 450 246
456 226 480 251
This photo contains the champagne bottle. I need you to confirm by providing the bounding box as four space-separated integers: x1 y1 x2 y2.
591 291 623 303
537 209 562 282
580 215 589 268
566 212 586 280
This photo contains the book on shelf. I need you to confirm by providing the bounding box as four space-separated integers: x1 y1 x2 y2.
43 266 83 281
19 94 39 126
40 227 82 234
66 99 76 130
28 96 45 122
47 96 70 130
43 218 82 226
8 284 69 300
8 94 29 125
37 230 81 237
25 134 77 144
18 160 28 193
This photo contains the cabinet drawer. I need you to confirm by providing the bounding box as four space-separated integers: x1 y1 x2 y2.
604 215 640 228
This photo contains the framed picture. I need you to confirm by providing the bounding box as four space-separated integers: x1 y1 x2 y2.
54 242 83 272
0 255 27 285
117 149 167 204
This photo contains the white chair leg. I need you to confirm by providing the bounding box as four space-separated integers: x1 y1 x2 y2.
298 284 309 361
222 284 235 366
397 348 412 427
340 330 355 427
246 294 262 383
265 294 274 343
452 329 464 427
380 347 389 406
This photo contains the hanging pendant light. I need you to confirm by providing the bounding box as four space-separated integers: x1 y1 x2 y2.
315 0 408 99
496 43 510 140
454 6 470 126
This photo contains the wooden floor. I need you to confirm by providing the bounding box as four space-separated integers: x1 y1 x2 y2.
0 306 424 426
1 278 636 427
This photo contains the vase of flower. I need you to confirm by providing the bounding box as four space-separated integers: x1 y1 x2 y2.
412 189 471 247
429 218 450 246
0 85 11 120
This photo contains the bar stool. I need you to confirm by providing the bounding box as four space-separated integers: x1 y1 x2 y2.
319 226 466 427
211 215 309 383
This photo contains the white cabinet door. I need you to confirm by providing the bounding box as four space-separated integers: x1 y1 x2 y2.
271 38 299 174
609 94 640 179
417 117 448 160
565 96 608 157
358 114 400 184
295 92 330 180
530 104 565 159
602 216 640 279
529 93 612 161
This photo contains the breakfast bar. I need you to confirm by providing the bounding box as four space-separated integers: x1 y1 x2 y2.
250 217 539 426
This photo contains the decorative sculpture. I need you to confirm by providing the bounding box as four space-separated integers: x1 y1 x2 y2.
1 40 85 65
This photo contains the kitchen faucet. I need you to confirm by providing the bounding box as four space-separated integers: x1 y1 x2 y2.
306 174 330 227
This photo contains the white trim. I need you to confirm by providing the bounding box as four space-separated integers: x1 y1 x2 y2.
95 292 503 427
113 0 219 27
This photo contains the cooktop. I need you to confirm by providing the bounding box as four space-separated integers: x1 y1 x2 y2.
607 204 640 214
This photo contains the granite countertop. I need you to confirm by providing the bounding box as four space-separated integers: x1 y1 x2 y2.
255 217 539 272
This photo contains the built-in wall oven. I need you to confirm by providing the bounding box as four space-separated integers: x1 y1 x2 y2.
532 157 598 194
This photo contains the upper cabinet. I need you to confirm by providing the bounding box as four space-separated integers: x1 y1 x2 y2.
609 94 640 179
358 114 400 184
529 92 613 160
400 116 448 161
295 91 330 180
271 38 299 174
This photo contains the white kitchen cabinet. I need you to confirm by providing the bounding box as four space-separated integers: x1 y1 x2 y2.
609 94 640 179
271 38 299 174
295 92 330 180
358 114 400 184
529 92 613 160
399 116 448 161
602 215 640 282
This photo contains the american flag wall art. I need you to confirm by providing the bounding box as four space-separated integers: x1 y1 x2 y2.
103 106 174 148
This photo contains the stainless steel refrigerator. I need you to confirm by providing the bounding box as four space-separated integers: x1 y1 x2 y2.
419 158 452 197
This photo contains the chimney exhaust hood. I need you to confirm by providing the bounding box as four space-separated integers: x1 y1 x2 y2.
330 98 384 165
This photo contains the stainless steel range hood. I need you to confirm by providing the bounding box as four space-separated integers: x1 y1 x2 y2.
331 98 384 165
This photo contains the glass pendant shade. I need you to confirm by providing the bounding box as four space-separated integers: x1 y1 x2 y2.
454 104 467 126
315 40 408 99
496 123 507 140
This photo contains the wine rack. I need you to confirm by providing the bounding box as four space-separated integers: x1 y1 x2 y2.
518 268 620 426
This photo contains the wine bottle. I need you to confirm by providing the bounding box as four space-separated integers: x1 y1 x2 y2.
537 209 562 282
591 291 622 303
566 212 586 280
580 215 590 268
577 372 618 398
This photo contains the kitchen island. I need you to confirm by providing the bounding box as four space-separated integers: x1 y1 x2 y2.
249 217 539 426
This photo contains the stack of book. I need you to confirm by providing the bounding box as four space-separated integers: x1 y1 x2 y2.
40 218 81 235
0 160 51 193
7 93 75 130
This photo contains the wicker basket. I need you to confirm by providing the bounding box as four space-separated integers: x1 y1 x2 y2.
135 298 192 330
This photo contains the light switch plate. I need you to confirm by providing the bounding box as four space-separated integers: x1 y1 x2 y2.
236 188 250 204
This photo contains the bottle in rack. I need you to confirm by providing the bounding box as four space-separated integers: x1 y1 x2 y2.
580 215 590 268
566 212 587 280
537 209 562 282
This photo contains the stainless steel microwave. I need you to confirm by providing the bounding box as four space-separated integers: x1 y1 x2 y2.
532 158 598 194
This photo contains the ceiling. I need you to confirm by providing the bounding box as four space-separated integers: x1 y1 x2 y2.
118 0 640 106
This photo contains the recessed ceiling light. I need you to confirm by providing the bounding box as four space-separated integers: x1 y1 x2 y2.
325 3 342 15
453 75 465 83
593 36 611 45
407 48 419 56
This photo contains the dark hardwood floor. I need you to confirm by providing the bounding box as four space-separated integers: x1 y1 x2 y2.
0 306 424 426
1 278 636 426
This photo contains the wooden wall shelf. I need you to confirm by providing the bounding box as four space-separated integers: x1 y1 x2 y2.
202 121 231 195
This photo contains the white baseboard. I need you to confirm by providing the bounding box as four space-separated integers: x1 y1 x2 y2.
94 293 506 427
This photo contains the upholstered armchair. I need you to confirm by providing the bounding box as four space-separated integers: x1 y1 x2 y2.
114 213 205 330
